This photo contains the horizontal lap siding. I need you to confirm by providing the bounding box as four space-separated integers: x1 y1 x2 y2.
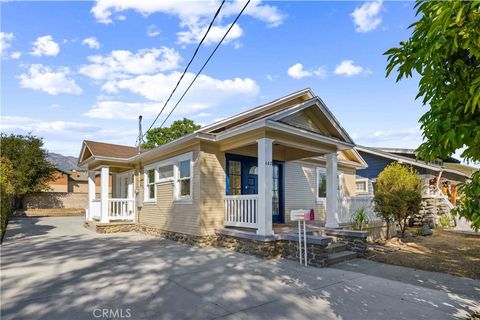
136 148 202 236
200 143 226 236
285 162 326 223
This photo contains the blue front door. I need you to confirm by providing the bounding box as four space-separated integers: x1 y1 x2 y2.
226 154 284 223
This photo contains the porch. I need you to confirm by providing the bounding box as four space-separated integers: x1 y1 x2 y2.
86 166 136 223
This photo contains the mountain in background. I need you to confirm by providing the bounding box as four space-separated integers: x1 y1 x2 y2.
47 153 81 172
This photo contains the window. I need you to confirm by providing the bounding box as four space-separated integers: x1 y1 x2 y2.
228 160 242 195
317 168 327 201
145 168 156 202
355 179 369 193
177 159 191 198
158 164 174 182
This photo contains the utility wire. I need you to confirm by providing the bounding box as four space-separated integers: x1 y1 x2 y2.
142 0 226 139
157 0 251 131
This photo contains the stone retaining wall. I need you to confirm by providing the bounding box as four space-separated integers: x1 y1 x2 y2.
412 197 452 228
325 229 368 256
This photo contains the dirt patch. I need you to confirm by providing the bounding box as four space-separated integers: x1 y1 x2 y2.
367 228 480 279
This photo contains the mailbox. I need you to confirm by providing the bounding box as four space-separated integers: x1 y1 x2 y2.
304 209 315 221
290 209 306 221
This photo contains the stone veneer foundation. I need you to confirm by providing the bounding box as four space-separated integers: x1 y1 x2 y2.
84 222 367 267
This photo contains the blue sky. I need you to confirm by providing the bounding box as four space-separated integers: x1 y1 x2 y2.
1 0 429 158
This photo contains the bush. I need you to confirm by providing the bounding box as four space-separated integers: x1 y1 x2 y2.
374 163 423 238
439 215 452 229
351 207 369 231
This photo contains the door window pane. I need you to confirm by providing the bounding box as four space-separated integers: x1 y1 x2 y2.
228 160 241 195
317 170 327 198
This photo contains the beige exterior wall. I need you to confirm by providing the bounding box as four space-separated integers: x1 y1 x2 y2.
24 192 88 209
284 161 358 223
136 145 203 236
199 142 226 235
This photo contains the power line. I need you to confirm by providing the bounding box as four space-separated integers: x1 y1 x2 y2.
157 0 251 131
142 0 226 139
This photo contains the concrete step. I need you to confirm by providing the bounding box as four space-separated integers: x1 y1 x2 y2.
326 250 357 266
326 242 347 253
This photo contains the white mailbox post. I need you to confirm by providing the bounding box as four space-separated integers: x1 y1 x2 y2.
290 209 314 266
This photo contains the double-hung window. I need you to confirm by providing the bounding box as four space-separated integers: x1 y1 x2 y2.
144 168 156 202
177 159 191 199
158 164 174 182
316 168 327 202
355 179 369 194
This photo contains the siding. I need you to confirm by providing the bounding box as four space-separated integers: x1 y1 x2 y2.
136 147 202 236
282 110 322 134
199 143 226 235
285 162 326 223
284 161 357 223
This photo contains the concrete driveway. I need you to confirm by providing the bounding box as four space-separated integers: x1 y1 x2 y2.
1 217 479 320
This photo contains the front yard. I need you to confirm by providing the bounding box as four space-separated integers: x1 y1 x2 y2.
367 229 480 280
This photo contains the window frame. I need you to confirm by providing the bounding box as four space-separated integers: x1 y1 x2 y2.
355 178 369 194
143 166 157 203
174 153 193 203
316 167 327 203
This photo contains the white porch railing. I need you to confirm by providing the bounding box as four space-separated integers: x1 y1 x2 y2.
108 198 135 221
224 195 258 228
338 196 380 224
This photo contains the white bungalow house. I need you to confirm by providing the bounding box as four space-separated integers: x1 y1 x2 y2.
78 89 371 238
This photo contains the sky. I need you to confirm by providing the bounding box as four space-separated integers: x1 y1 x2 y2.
1 0 433 159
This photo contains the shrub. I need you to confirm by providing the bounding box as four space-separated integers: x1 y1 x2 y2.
351 207 369 231
374 163 423 238
439 215 452 229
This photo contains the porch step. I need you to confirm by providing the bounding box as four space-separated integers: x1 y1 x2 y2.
326 242 347 253
326 250 357 266
84 221 136 234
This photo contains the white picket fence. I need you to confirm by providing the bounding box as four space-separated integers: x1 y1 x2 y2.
337 196 379 224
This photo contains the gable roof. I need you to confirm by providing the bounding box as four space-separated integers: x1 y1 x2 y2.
376 147 461 164
357 146 471 178
78 140 140 164
198 88 354 145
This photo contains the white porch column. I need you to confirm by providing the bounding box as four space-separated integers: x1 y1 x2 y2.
87 171 96 221
100 166 110 223
257 138 274 236
325 152 339 229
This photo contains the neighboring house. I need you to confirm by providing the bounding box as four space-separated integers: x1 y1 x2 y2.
79 89 372 238
355 146 473 219
44 168 89 193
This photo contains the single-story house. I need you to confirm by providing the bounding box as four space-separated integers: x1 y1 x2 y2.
355 146 472 207
79 89 373 238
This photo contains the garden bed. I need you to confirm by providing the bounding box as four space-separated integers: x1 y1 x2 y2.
366 228 480 279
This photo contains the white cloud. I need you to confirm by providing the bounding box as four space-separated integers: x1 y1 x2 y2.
91 0 285 44
0 32 15 54
287 63 327 80
78 47 181 80
351 0 383 33
177 23 243 45
10 51 21 59
17 64 83 95
146 25 160 37
334 60 370 77
0 116 92 134
82 37 100 49
86 72 259 119
30 35 60 56
354 127 422 146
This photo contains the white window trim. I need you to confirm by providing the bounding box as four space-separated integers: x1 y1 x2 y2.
355 178 369 194
316 167 344 203
142 152 194 204
316 167 327 203
143 166 157 203
174 153 193 203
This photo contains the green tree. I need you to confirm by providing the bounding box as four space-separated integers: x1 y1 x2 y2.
142 118 201 149
1 157 14 239
385 1 480 230
374 163 423 238
0 133 56 208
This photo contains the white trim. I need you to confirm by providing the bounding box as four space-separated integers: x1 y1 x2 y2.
144 168 157 203
316 167 327 204
355 178 369 194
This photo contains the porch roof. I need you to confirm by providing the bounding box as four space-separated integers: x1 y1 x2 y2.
78 88 367 169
